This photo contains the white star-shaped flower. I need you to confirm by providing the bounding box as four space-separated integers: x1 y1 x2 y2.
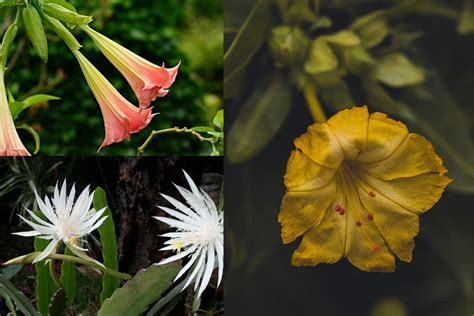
13 180 107 266
154 170 224 298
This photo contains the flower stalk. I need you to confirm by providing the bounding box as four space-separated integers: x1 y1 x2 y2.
3 252 131 280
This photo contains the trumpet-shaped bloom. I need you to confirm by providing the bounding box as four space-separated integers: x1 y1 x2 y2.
154 170 223 298
0 68 30 156
279 106 450 272
82 26 179 109
13 180 107 265
73 50 154 151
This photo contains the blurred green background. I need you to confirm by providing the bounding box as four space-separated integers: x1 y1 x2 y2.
4 0 222 155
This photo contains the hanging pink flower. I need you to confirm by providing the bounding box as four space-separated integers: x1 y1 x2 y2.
0 69 30 156
82 26 179 109
73 50 154 151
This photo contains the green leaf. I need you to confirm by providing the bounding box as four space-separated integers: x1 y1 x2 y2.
224 0 272 99
341 45 375 74
356 18 390 48
373 53 425 87
228 72 292 163
16 124 40 155
323 30 361 46
60 247 76 307
304 39 338 74
98 263 180 316
4 294 17 316
314 73 354 111
213 109 224 130
0 275 40 316
48 289 66 316
9 94 59 120
34 212 58 316
93 187 120 303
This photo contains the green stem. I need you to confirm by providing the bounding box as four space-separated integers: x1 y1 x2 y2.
137 127 216 155
3 252 132 280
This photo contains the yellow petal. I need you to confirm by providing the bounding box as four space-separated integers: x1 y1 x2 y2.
357 112 409 164
279 180 337 244
327 106 369 159
294 123 344 170
357 183 419 262
360 133 447 180
291 211 344 266
284 150 335 191
356 171 451 214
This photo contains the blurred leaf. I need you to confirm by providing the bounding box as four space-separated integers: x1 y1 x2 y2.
0 275 40 316
224 0 272 99
16 124 40 155
304 39 338 74
324 30 361 47
98 263 180 316
362 80 415 121
1 265 22 280
213 109 224 130
373 53 425 87
228 72 292 163
458 0 474 34
48 289 66 316
93 188 120 304
341 45 375 74
314 73 354 111
356 18 390 48
287 0 317 24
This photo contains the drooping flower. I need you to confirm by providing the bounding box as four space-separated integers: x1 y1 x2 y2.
13 180 107 265
154 170 223 298
0 67 30 156
72 50 154 151
81 26 179 109
279 106 451 272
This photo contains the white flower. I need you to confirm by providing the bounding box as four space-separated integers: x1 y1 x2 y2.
154 170 224 298
13 180 107 265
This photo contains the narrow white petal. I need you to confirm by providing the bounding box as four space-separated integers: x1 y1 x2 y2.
153 216 200 231
183 248 206 290
34 190 58 224
24 209 54 228
157 206 200 225
12 230 42 237
160 193 200 221
215 237 224 286
174 247 201 281
33 239 58 263
197 243 215 297
193 250 208 292
158 245 197 265
18 215 53 235
65 184 76 217
182 170 201 198
85 215 108 234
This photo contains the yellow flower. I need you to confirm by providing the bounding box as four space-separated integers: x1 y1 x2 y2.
278 106 451 272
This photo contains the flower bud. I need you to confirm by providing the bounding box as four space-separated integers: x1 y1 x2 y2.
22 5 48 62
42 3 93 25
1 23 18 67
269 26 309 67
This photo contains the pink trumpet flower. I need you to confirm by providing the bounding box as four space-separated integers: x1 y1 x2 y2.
0 68 30 156
82 26 179 109
73 50 154 151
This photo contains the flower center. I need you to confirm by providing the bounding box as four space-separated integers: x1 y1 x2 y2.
335 161 381 252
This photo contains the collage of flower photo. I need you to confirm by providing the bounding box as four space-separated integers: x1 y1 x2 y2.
1 0 473 316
